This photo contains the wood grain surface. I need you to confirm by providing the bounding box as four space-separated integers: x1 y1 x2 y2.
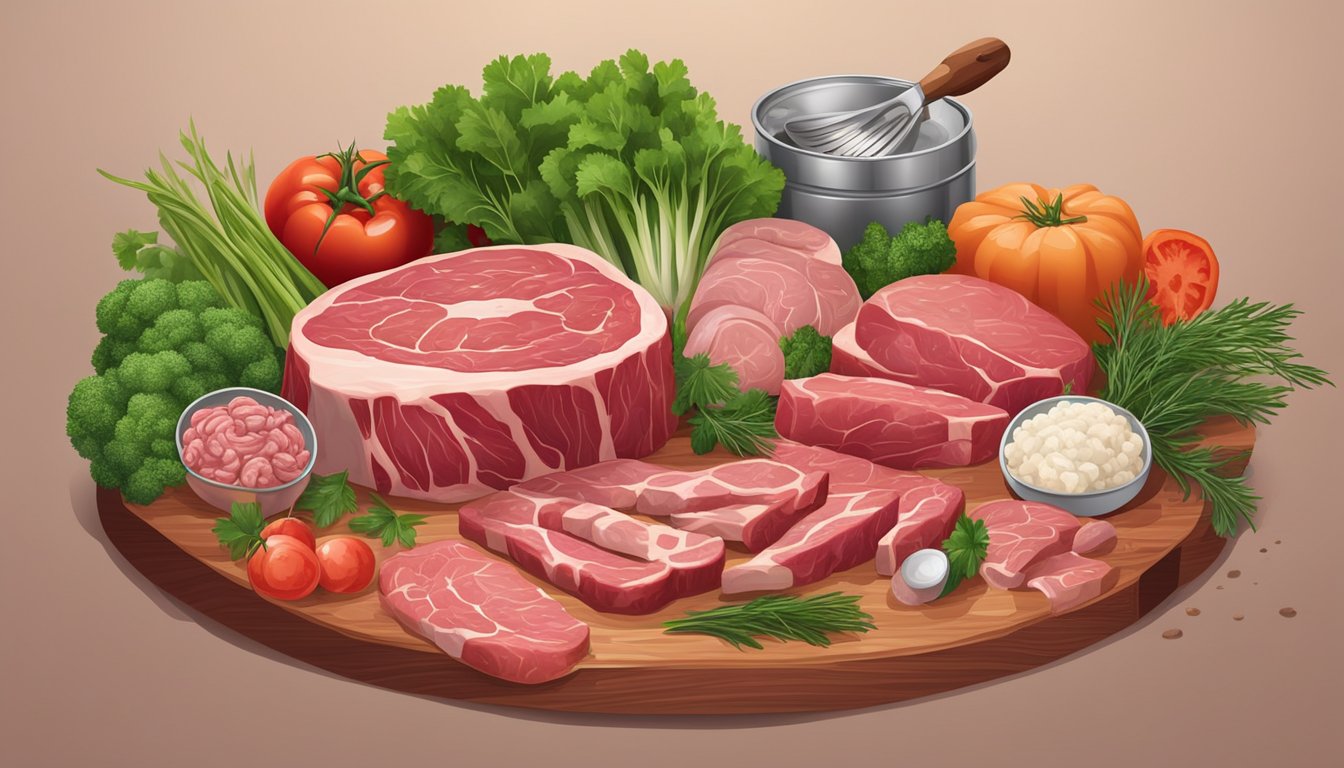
99 418 1254 714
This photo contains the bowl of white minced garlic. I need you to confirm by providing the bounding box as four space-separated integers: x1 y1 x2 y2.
1000 395 1152 517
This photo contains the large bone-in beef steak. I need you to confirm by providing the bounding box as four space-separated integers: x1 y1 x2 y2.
282 244 677 503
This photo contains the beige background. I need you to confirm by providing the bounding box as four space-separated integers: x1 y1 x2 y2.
4 1 1342 765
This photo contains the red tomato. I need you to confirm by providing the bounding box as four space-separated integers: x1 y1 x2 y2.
315 536 377 594
1142 229 1220 324
247 534 321 601
264 144 434 288
260 517 315 551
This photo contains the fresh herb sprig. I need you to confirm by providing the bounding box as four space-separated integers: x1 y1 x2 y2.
349 494 427 548
1095 277 1332 536
295 471 358 528
211 502 265 560
939 514 991 598
663 592 875 650
673 350 778 456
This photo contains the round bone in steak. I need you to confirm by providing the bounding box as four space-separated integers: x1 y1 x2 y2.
282 244 676 503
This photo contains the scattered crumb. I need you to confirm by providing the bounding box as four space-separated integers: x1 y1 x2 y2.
1186 607 1201 616
1259 548 1268 553
1253 581 1259 585
1227 570 1242 579
1162 629 1183 639
1275 539 1282 545
1233 613 1244 621
1280 607 1297 618
1216 585 1224 590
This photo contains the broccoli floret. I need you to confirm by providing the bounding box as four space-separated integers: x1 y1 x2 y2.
137 309 204 353
94 280 143 340
124 458 187 505
842 219 957 298
116 351 192 393
125 279 179 323
200 306 262 333
779 325 833 379
180 341 226 374
207 323 274 369
91 336 136 374
175 280 223 312
238 354 282 391
66 375 124 449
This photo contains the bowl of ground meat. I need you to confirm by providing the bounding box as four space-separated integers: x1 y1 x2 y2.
175 387 317 517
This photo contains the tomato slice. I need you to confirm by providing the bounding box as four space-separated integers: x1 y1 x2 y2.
1142 229 1219 324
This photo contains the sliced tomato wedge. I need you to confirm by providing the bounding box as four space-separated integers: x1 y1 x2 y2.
1142 228 1219 324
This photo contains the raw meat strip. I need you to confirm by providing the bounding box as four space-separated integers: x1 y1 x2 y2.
683 304 786 395
776 373 1010 469
1072 520 1118 554
875 482 966 576
668 501 808 553
970 500 1082 589
379 541 590 684
1024 552 1117 614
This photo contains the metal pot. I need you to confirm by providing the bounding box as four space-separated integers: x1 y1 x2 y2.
753 74 976 251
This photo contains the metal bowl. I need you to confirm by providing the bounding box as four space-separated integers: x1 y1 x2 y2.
998 396 1152 518
175 387 317 517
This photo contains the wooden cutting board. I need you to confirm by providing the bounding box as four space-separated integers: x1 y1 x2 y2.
98 418 1254 715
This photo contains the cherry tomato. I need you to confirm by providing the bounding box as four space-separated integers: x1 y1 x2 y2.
247 534 321 601
315 536 377 594
263 143 434 288
260 517 315 551
1142 228 1220 324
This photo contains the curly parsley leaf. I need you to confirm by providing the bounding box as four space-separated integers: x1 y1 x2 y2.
349 494 427 549
295 470 358 528
211 501 265 561
688 388 777 456
939 514 990 598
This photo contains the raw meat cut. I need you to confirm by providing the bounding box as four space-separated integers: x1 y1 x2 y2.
1072 520 1118 554
687 223 861 337
683 305 786 395
874 482 966 576
969 500 1082 589
379 540 589 684
853 274 1094 416
513 458 828 550
829 321 898 379
776 373 1010 469
709 218 844 267
458 490 724 614
282 244 677 503
721 442 963 594
1024 551 1117 614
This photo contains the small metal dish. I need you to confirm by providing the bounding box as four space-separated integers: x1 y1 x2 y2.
175 387 317 517
999 395 1152 517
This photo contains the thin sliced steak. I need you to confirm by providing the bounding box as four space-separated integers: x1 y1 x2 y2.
721 442 962 594
1073 520 1118 554
1024 552 1117 614
459 491 724 613
282 244 676 503
668 501 801 553
969 500 1082 589
683 305 786 395
776 373 1009 469
853 274 1094 415
875 482 966 576
379 541 590 684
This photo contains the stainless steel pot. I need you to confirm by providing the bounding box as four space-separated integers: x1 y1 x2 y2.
753 75 976 251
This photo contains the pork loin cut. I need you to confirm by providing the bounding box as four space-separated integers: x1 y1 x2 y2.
854 275 1094 416
281 244 677 503
721 442 963 594
709 218 843 267
683 305 786 395
829 321 899 379
459 491 724 614
969 500 1082 589
1024 551 1117 614
687 221 861 337
776 373 1010 470
379 541 589 684
1072 520 1118 554
874 482 966 576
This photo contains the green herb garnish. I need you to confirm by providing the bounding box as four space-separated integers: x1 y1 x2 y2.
672 353 741 416
211 502 265 560
1095 277 1331 536
939 514 991 598
663 592 875 650
688 388 778 456
348 494 427 548
295 471 358 528
779 324 833 380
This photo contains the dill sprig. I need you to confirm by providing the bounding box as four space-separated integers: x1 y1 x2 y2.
1095 277 1331 536
663 592 875 650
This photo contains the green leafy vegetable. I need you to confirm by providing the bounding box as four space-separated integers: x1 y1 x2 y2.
349 494 427 548
672 353 740 416
112 229 204 282
66 278 285 504
663 592 875 650
99 122 327 348
211 502 265 560
295 471 358 528
688 388 777 456
384 50 785 319
1095 277 1332 536
842 219 957 299
779 325 833 379
939 514 991 598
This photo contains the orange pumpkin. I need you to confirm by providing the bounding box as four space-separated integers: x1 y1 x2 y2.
947 183 1143 344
